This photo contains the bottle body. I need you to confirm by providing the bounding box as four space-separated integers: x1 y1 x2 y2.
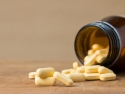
74 16 125 72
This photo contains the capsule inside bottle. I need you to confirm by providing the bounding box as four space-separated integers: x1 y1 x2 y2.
75 26 109 66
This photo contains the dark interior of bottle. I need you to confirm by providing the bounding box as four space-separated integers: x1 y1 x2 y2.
75 26 109 64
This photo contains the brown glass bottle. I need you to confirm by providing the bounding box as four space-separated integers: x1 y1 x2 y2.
74 16 125 72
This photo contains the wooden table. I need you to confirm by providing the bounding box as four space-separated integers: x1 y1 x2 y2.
0 60 125 94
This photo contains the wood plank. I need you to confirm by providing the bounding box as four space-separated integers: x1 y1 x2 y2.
0 61 125 94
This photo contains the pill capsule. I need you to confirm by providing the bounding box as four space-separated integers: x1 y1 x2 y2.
61 69 74 74
95 49 108 55
66 73 85 82
88 49 95 55
92 44 104 51
84 73 100 80
76 66 85 73
73 62 79 70
96 54 107 64
100 73 116 81
84 56 90 62
70 70 76 73
36 67 55 78
85 65 100 73
35 76 56 86
29 72 36 79
98 66 113 74
71 69 83 73
84 54 98 66
53 72 73 86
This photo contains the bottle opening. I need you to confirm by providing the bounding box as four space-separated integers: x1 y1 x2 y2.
75 22 120 67
75 26 109 64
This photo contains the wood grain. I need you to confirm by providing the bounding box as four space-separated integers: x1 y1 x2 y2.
0 61 125 94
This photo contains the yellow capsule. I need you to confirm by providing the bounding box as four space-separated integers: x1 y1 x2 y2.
96 54 107 64
98 66 113 74
70 70 81 73
76 66 85 73
73 62 79 70
61 69 74 74
66 73 85 82
29 72 36 79
53 72 73 86
85 65 100 73
100 73 116 81
92 44 104 51
84 73 100 80
36 67 55 78
95 49 108 55
35 76 56 86
84 56 90 62
88 49 95 55
84 54 98 66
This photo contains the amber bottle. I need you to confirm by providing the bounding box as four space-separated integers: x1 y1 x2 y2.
74 16 125 72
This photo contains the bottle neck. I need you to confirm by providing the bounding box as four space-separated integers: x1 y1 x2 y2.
74 21 121 67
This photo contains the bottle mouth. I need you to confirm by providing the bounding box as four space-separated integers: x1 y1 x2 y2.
74 21 121 67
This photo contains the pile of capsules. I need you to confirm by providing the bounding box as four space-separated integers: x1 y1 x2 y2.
84 44 108 66
28 44 116 87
